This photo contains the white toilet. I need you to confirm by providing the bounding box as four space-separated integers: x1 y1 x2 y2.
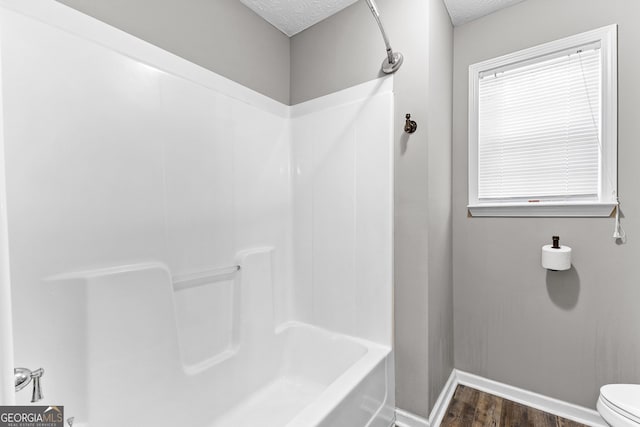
598 384 640 426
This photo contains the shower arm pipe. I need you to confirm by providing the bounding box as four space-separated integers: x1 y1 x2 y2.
364 0 403 73
365 0 393 63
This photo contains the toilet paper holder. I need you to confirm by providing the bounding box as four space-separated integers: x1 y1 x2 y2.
542 235 572 271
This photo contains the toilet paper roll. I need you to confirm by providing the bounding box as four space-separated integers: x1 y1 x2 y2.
541 245 572 271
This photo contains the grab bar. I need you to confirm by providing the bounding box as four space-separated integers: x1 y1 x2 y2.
173 265 240 291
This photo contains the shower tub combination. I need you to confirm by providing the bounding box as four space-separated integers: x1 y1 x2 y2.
0 1 395 427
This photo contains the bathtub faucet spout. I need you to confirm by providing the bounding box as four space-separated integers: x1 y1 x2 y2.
14 367 45 402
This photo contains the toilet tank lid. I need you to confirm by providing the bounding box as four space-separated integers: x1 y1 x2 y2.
601 384 640 422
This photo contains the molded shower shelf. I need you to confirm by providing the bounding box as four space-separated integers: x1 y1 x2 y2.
172 265 240 291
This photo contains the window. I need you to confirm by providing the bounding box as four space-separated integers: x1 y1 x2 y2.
468 25 617 217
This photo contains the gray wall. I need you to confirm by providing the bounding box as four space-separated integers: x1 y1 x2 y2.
291 0 454 417
56 0 291 104
453 0 640 409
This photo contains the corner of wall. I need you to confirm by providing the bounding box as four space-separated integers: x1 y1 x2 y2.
426 0 455 413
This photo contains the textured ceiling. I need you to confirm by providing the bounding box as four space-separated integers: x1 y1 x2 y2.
241 0 528 37
443 0 527 26
240 0 359 37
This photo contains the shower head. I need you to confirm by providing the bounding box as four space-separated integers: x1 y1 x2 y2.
364 0 403 74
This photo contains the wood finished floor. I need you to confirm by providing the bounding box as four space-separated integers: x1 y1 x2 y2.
436 385 589 427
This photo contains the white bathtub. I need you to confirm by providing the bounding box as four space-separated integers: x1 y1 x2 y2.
211 323 391 427
44 253 393 427
70 323 391 427
74 323 394 427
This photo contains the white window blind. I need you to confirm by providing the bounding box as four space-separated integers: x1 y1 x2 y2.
477 47 602 201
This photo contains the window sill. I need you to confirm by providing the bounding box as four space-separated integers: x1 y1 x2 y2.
467 202 616 218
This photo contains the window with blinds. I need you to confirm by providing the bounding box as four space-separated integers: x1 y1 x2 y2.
478 47 601 201
468 26 617 217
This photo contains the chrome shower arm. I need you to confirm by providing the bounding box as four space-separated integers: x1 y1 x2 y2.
364 0 403 73
364 0 394 63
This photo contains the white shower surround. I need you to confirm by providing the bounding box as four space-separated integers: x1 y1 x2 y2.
0 1 394 426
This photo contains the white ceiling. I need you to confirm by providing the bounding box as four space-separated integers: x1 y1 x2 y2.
240 0 527 38
443 0 527 26
240 0 358 37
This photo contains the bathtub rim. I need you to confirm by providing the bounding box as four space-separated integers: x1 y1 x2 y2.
274 321 392 427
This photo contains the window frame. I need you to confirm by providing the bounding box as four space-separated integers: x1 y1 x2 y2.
467 25 618 217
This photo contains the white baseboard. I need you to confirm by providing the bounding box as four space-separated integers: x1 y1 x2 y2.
428 370 458 427
394 370 457 427
395 369 607 427
455 370 606 427
395 408 429 427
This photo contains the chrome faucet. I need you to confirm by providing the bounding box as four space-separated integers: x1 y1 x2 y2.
14 367 44 402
